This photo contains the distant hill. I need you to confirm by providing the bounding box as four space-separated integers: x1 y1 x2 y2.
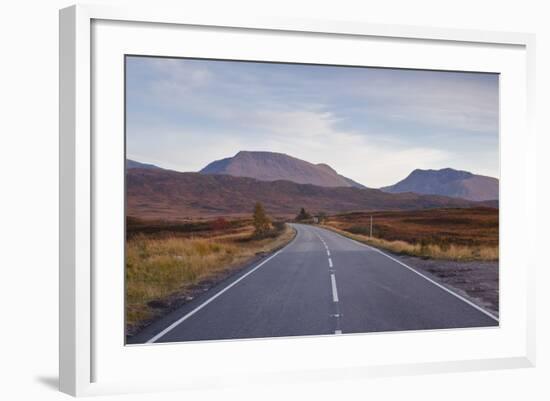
200 151 365 188
127 168 497 221
381 168 499 201
126 159 161 170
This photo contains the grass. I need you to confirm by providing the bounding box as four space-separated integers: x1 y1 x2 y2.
125 220 295 334
323 207 498 261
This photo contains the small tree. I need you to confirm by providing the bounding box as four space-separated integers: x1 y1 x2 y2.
295 207 311 221
253 202 271 236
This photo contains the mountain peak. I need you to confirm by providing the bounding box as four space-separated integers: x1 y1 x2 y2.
382 168 498 201
316 163 338 174
200 151 365 188
235 150 283 157
409 168 474 181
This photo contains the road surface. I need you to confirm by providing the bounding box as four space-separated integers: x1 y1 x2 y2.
129 223 498 344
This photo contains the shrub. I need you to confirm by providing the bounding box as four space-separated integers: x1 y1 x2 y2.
253 202 271 236
295 207 312 221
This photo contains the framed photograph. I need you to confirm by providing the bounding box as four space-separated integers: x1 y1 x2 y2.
59 4 536 396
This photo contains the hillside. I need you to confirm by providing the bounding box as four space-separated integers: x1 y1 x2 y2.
127 168 497 221
126 159 162 170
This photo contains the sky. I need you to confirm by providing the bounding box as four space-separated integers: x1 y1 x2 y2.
125 56 499 188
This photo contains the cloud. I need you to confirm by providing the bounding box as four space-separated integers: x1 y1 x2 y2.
128 106 451 187
125 57 499 186
253 109 341 138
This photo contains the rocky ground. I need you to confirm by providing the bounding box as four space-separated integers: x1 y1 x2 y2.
391 253 499 317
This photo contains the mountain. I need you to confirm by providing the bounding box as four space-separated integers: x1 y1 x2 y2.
127 168 497 221
381 168 499 201
200 151 365 188
126 159 161 170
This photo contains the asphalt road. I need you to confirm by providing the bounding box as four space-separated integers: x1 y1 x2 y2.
129 223 498 344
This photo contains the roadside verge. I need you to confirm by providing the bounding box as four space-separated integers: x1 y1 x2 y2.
126 224 297 339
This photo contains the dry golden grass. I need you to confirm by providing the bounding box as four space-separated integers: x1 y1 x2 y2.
323 225 498 262
126 224 295 332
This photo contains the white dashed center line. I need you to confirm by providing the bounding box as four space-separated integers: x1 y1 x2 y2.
316 232 343 335
330 274 339 302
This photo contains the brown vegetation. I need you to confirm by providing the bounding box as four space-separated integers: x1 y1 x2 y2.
126 215 249 239
323 207 498 261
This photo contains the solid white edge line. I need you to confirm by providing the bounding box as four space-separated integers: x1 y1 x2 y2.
324 228 500 322
146 227 299 343
330 273 339 302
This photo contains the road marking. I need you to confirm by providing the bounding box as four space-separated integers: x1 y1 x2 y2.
326 229 499 322
330 274 339 302
146 231 298 344
315 228 343 335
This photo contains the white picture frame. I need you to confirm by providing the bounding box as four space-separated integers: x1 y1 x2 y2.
59 4 536 397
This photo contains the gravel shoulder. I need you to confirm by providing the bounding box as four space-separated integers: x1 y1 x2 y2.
387 252 499 317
